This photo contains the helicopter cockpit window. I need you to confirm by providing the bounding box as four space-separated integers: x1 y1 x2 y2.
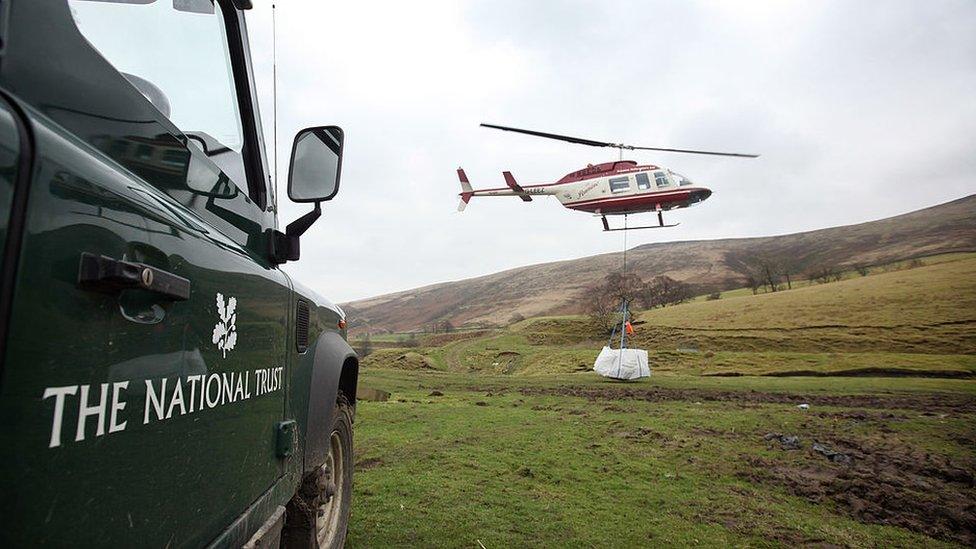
654 171 669 187
609 176 631 193
635 172 652 190
671 171 693 186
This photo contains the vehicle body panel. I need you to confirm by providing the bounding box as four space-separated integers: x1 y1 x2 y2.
0 105 18 263
0 0 357 546
283 277 356 474
0 102 288 546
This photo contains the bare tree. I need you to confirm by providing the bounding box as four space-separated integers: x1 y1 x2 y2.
639 275 693 308
808 266 839 284
760 261 780 292
780 260 795 290
584 289 620 332
605 271 643 300
745 273 761 295
741 256 784 293
584 271 642 332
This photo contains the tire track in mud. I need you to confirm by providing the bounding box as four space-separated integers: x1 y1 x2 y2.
517 385 976 414
742 437 976 546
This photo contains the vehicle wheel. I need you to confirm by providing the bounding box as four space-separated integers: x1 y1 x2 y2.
282 394 354 549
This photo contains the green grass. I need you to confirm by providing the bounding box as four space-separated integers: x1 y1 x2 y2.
688 252 976 303
640 256 976 330
348 369 975 548
348 255 976 546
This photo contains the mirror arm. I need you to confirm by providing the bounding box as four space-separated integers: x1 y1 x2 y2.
286 202 322 239
269 202 321 265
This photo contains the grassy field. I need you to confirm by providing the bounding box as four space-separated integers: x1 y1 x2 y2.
347 371 974 547
346 257 976 547
687 252 976 302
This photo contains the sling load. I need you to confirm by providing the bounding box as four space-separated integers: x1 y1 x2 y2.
593 215 650 380
593 299 650 380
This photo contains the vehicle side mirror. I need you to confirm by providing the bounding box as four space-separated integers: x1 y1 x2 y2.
288 126 343 203
270 126 345 265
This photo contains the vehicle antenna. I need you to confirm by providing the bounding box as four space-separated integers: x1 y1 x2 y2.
272 3 278 209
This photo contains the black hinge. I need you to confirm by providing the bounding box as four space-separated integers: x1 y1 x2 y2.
268 228 297 265
296 300 310 353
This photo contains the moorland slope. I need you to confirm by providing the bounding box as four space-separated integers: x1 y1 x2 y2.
362 256 976 377
345 195 976 333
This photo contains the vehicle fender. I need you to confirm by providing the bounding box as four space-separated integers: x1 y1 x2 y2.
304 330 357 473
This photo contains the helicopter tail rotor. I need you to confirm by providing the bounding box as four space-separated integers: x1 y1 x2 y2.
457 168 474 212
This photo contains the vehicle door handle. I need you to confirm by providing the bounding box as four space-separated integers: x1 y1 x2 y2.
77 252 190 301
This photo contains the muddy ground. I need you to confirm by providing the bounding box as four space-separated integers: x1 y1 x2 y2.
744 436 975 546
513 384 976 546
517 385 976 414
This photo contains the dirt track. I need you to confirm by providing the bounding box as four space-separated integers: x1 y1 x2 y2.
517 385 976 414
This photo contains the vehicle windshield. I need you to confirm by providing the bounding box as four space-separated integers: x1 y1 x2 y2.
670 171 694 186
68 0 244 153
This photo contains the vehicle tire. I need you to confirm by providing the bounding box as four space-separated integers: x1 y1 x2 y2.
282 393 354 549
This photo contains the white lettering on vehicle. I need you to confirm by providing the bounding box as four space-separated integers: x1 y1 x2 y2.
42 385 77 448
75 383 108 442
41 367 283 449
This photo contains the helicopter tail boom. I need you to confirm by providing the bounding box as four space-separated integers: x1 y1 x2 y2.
457 168 556 211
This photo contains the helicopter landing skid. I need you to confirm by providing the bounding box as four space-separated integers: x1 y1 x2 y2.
601 214 679 232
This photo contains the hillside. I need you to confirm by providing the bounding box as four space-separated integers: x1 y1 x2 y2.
361 256 976 378
630 254 976 354
344 194 976 333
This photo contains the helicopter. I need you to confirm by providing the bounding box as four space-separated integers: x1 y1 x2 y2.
457 123 759 231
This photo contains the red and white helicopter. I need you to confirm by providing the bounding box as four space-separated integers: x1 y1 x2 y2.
458 124 759 231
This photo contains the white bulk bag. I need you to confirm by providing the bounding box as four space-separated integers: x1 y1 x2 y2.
593 346 650 380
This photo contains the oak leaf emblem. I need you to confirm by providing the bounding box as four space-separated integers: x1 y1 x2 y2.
212 292 238 358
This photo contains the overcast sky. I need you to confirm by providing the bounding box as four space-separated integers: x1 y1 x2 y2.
243 1 976 303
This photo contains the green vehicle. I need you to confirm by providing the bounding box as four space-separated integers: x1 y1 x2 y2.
0 1 359 546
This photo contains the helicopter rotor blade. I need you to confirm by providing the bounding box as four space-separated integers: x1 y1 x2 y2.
628 145 759 158
480 123 759 158
480 123 612 148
